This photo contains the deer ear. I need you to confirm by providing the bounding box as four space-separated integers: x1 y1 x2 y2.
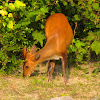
31 53 40 61
35 53 40 60
30 45 36 54
22 45 27 57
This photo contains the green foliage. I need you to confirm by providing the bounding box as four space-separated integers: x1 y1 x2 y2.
91 41 100 55
84 68 89 74
92 68 99 75
70 39 87 63
0 0 100 74
87 30 100 55
68 0 100 64
92 3 99 11
0 0 48 73
74 15 81 21
92 62 100 76
32 31 46 47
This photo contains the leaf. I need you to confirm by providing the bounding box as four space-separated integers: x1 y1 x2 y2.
78 1 82 5
0 6 3 9
14 0 26 9
92 3 99 11
88 0 93 4
41 24 44 29
87 32 95 41
8 13 13 18
40 6 48 13
8 3 15 10
71 8 75 14
75 40 86 48
35 15 41 21
7 21 13 29
18 18 30 26
63 1 68 6
0 10 8 16
74 14 81 21
26 12 35 19
87 5 92 11
91 41 100 55
32 31 45 47
76 54 83 62
3 22 6 27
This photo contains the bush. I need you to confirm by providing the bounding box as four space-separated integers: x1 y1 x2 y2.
0 0 100 74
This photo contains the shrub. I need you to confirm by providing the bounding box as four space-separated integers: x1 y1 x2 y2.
0 0 100 74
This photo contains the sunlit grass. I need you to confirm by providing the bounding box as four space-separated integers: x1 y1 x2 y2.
0 62 100 100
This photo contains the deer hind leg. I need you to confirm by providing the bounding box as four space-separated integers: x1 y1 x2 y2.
61 52 68 84
47 60 55 82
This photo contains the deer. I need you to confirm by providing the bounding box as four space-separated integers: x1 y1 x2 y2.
22 13 73 84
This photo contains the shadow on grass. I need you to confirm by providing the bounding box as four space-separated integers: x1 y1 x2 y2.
30 60 73 81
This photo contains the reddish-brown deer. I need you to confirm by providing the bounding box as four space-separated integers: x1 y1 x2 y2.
22 13 73 84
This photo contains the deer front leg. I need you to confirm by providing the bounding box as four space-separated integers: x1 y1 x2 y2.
47 60 55 82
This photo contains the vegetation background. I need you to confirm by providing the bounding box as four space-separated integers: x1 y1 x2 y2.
0 0 100 77
0 0 100 100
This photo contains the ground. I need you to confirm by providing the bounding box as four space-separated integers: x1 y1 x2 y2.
0 62 100 100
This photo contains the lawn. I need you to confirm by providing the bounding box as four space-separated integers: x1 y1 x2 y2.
0 62 100 100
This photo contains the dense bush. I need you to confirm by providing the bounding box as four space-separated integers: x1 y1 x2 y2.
0 0 100 74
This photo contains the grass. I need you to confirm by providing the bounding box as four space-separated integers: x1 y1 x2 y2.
0 62 100 100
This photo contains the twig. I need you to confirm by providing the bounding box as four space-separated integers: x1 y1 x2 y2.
74 22 77 37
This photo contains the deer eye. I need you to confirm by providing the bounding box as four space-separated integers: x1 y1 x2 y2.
26 66 29 69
